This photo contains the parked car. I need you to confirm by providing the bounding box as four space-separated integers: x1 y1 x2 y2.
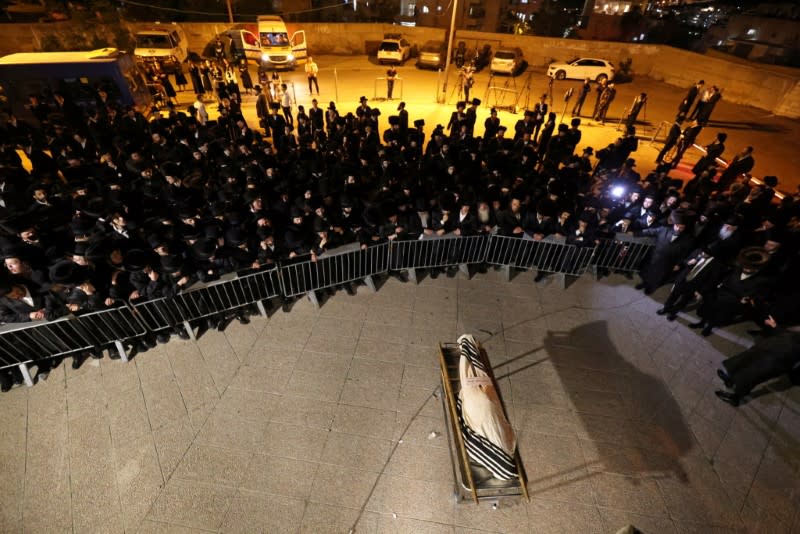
490 47 524 75
417 40 446 69
134 24 188 74
547 57 616 83
377 36 411 65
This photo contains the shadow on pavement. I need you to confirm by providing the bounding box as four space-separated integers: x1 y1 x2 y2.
543 320 694 482
706 119 789 134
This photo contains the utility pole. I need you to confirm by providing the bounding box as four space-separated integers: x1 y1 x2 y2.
579 0 595 29
441 0 458 104
226 0 234 23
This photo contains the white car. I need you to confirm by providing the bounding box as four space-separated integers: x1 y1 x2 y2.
134 25 188 74
547 58 615 83
490 48 524 75
377 38 411 65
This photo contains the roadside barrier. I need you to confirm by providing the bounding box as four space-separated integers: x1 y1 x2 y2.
589 233 655 274
389 235 489 282
279 242 390 306
0 233 655 382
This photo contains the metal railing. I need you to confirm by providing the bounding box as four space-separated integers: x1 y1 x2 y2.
589 233 655 273
0 233 655 381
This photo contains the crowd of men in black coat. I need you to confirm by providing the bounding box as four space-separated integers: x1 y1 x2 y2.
0 81 798 400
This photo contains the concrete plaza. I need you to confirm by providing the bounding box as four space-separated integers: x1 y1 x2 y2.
1 271 799 533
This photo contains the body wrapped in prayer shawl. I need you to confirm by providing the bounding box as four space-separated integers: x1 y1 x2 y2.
456 334 518 480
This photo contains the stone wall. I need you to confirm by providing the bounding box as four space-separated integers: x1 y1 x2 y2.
1 20 798 117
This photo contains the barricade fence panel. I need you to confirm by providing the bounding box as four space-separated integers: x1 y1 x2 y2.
74 306 148 346
485 235 582 274
280 243 390 297
0 318 95 367
390 235 490 271
589 233 656 272
0 236 657 371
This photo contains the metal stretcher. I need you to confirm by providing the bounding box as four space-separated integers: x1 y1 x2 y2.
438 341 529 504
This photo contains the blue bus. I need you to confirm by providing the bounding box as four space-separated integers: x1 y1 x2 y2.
0 48 152 124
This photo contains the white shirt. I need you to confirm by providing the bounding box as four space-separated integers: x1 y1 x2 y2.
21 286 34 309
305 62 318 76
281 92 292 108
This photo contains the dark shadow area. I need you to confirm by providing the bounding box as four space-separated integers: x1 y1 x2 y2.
705 120 788 134
543 320 694 482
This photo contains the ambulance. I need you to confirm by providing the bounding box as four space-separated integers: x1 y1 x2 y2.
256 15 307 70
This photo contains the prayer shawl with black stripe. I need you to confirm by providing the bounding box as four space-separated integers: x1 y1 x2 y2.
456 334 518 480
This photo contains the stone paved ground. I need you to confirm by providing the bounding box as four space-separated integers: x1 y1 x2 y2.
1 271 799 533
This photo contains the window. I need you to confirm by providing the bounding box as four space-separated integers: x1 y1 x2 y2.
407 3 415 16
259 32 290 47
421 5 429 13
468 4 485 17
746 28 756 37
135 35 171 48
242 32 258 46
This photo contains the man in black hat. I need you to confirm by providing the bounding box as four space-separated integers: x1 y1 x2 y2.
396 101 409 140
572 78 592 117
655 244 730 321
542 123 572 172
464 98 481 137
383 116 402 147
0 278 64 324
691 132 727 178
513 111 534 143
532 93 548 143
484 108 500 140
447 102 466 138
284 206 314 258
691 246 774 337
634 209 695 295
671 120 703 168
677 80 704 121
715 326 800 407
357 96 372 118
258 100 282 144
496 195 526 238
408 119 425 150
716 146 755 192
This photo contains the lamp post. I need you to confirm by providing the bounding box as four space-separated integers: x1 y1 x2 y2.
440 0 459 104
226 0 234 23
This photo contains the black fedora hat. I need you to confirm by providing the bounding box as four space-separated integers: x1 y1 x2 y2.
48 261 90 286
123 248 155 272
737 246 770 271
190 238 218 261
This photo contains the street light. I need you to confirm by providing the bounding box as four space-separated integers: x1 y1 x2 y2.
440 0 458 104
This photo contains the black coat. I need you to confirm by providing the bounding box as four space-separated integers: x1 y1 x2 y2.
638 226 695 291
0 282 64 324
699 268 773 326
723 329 800 396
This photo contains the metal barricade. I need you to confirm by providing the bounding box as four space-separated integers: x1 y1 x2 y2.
589 233 655 273
390 235 489 270
0 316 93 370
0 230 662 388
485 235 591 287
279 243 390 305
485 235 572 271
134 267 283 340
73 305 150 362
